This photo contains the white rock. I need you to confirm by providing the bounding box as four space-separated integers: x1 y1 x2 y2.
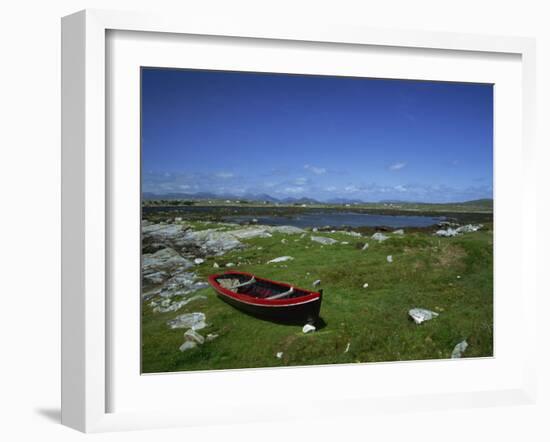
341 241 349 245
206 333 219 342
194 258 205 265
270 225 306 235
179 341 197 352
393 229 405 235
451 340 468 358
302 324 316 334
363 283 369 288
281 239 287 244
312 279 321 287
371 232 389 242
276 352 283 359
362 243 369 251
153 295 207 313
213 262 220 268
267 256 294 264
311 236 338 245
456 275 461 279
344 342 351 353
226 262 235 267
184 329 205 344
387 255 393 263
167 312 206 330
408 308 439 325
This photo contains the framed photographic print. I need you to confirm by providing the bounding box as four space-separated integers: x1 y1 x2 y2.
61 9 537 432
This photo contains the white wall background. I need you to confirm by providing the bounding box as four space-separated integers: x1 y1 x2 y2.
0 1 547 440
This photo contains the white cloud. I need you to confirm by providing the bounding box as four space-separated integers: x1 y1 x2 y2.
325 186 337 192
294 177 308 185
394 185 407 192
284 186 305 194
304 164 327 175
215 172 234 179
344 185 360 193
389 162 407 171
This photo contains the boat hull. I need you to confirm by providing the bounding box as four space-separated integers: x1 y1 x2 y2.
216 289 322 324
208 271 322 325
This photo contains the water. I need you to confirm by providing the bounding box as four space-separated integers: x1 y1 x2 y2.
143 206 443 228
225 212 441 228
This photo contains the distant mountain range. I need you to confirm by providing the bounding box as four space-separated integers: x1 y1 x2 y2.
142 192 493 207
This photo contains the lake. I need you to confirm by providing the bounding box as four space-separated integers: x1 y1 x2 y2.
143 206 444 228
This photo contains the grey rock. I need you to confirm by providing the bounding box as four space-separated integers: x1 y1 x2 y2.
184 329 205 344
451 340 469 358
270 225 306 235
408 308 439 324
311 236 338 245
206 333 219 342
371 232 389 242
179 341 197 352
142 247 194 273
267 256 294 264
302 324 316 333
312 279 321 288
152 295 207 313
167 312 206 330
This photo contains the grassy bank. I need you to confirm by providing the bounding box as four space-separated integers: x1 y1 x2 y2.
141 222 493 373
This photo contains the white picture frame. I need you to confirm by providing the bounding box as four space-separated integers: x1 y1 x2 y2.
61 9 537 433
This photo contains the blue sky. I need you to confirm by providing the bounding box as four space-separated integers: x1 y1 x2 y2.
142 68 493 203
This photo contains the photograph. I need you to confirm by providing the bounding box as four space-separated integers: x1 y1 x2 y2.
140 68 494 373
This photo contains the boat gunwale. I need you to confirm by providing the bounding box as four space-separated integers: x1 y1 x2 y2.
208 271 321 307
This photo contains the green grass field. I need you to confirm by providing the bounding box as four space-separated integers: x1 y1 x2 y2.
141 223 493 373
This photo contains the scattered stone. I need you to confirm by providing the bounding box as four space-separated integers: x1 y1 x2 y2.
371 232 389 242
251 218 258 223
408 308 439 325
276 352 283 359
267 256 294 264
270 225 306 235
213 262 220 268
362 243 369 251
387 255 393 263
159 272 208 298
302 324 316 334
312 227 318 232
344 342 351 353
174 217 183 222
393 229 405 235
179 341 197 352
281 239 287 244
226 262 235 267
311 236 338 245
341 241 349 245
184 329 205 345
363 283 369 289
451 340 468 358
206 333 219 342
456 275 461 279
435 224 483 237
152 295 207 313
312 279 321 288
167 312 206 330
194 258 205 265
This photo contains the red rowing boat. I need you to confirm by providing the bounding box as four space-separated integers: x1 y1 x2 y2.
208 271 322 325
